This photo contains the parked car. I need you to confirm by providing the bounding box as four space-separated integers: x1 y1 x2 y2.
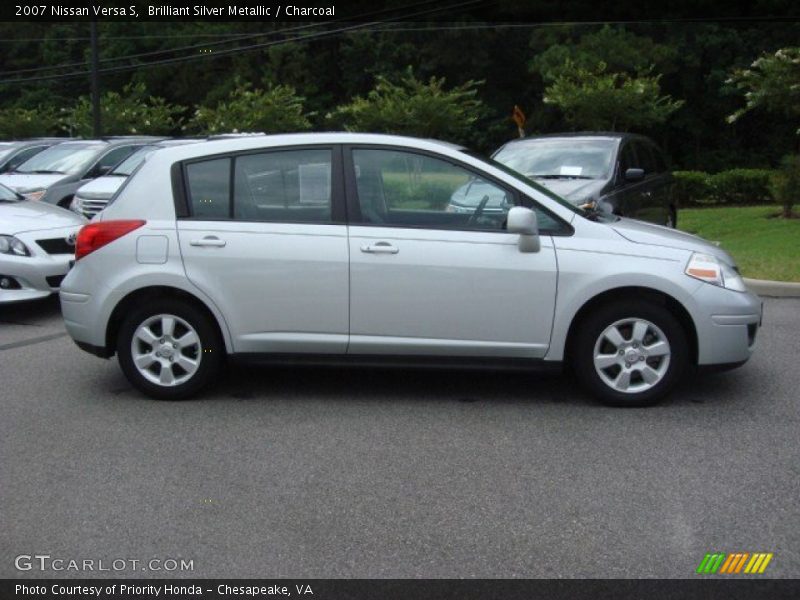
0 138 69 174
70 139 205 219
475 133 678 228
0 182 85 304
60 133 761 407
0 137 162 208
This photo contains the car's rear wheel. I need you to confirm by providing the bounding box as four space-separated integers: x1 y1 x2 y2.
117 299 222 400
572 300 688 407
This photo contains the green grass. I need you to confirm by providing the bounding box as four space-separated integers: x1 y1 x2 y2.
678 205 800 282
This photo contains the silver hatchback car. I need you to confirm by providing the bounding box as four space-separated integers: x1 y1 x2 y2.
60 134 762 406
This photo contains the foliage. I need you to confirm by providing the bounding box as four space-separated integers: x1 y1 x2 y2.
61 82 184 136
0 106 59 138
768 154 800 218
710 169 774 205
672 171 713 207
727 47 800 134
530 25 677 83
679 205 800 282
674 169 775 206
542 61 683 131
188 82 311 134
327 67 484 145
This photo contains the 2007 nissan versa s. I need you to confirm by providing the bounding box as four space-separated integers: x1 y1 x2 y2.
60 134 762 406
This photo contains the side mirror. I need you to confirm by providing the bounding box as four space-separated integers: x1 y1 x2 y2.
625 167 645 182
507 206 540 253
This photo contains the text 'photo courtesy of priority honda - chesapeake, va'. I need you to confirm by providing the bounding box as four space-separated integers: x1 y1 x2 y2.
0 2 798 599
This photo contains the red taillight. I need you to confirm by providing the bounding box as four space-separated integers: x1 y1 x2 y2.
75 220 146 260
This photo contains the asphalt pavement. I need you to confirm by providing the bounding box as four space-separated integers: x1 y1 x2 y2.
1 296 798 579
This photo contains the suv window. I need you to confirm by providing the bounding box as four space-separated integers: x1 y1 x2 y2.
352 148 514 231
618 143 638 182
633 141 657 175
649 142 667 172
234 149 332 223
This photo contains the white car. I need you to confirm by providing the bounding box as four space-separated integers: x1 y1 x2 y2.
0 183 85 304
60 133 762 406
71 139 204 219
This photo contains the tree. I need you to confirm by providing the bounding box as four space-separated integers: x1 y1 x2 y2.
188 82 311 134
727 47 800 135
542 61 683 131
61 82 184 136
327 67 484 145
769 154 800 218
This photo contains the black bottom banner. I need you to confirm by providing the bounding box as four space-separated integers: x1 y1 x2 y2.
3 579 800 600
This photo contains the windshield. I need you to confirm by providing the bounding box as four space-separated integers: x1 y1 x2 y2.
494 139 616 180
111 145 157 176
15 143 104 175
0 182 21 202
462 150 588 217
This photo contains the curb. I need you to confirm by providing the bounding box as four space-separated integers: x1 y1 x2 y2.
744 278 800 298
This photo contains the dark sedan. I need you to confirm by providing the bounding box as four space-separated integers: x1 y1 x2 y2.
449 133 677 228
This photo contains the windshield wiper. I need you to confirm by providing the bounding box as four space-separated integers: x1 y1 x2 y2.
530 173 593 180
18 169 65 175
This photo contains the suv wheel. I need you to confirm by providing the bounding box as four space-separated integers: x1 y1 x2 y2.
572 301 688 407
117 299 222 399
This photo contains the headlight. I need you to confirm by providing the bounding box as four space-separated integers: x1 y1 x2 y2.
0 235 31 257
20 188 46 201
685 252 747 292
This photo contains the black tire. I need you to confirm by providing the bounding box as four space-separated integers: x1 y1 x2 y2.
666 207 677 229
571 300 689 407
117 298 223 400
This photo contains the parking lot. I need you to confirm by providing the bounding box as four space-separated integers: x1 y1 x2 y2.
1 295 798 579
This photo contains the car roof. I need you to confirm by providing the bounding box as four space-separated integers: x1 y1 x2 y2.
502 132 655 146
150 132 467 163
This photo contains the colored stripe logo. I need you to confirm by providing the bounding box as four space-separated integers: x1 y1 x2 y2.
696 552 773 574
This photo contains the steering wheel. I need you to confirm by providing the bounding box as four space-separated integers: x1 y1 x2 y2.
467 195 491 227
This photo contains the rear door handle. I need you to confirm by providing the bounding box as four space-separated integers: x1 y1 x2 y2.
190 236 227 247
360 241 399 254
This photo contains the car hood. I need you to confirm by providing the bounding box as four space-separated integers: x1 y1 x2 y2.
76 175 126 198
0 199 86 235
0 172 67 192
534 178 606 203
611 217 735 265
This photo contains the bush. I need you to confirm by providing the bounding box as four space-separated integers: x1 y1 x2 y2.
61 82 184 136
0 106 59 138
327 67 484 145
188 83 311 134
672 171 712 207
673 169 776 206
709 169 774 205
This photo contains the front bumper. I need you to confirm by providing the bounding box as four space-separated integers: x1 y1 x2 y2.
692 283 762 366
0 245 74 304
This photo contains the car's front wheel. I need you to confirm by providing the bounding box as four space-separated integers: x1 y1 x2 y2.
117 299 222 399
572 300 689 407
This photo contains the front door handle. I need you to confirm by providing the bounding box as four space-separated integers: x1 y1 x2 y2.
360 241 399 254
190 236 227 248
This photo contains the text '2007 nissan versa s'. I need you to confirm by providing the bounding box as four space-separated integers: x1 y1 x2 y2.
60 134 762 406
